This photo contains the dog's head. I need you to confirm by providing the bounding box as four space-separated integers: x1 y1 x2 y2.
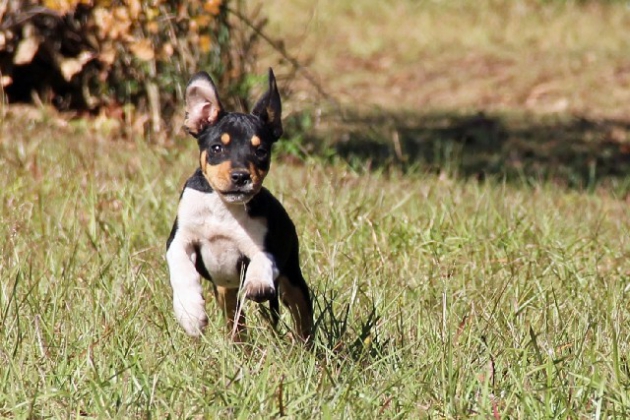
184 68 283 204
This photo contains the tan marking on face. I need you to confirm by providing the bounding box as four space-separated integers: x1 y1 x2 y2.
199 150 208 173
203 160 232 192
248 162 268 190
251 135 261 147
221 133 231 145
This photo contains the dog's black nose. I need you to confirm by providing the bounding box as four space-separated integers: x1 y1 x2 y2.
230 170 251 186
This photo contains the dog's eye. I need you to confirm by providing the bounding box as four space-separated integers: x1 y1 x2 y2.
210 144 223 154
255 148 268 159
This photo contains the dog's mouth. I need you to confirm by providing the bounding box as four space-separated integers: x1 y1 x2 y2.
217 186 259 204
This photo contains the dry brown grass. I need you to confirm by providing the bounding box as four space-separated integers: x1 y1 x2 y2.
259 0 630 118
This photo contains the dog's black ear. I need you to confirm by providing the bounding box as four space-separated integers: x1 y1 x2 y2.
184 72 223 137
252 68 282 140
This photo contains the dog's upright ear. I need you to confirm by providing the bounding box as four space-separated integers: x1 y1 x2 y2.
252 68 283 140
184 72 223 137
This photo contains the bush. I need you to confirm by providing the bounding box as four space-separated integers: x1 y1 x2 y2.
0 0 261 136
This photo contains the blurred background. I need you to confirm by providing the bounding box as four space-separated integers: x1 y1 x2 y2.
1 0 630 189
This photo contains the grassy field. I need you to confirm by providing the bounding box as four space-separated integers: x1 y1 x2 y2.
1 110 629 418
261 0 630 192
2 0 630 418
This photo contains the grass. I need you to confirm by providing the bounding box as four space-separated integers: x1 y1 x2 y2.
2 0 630 417
262 0 630 117
0 107 629 418
261 0 630 194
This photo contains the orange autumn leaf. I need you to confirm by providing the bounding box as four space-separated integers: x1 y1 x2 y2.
129 39 155 61
43 0 80 15
199 35 212 53
146 21 159 34
125 0 142 19
203 0 222 16
194 15 212 27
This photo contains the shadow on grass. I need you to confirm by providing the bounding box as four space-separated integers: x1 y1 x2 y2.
287 110 630 193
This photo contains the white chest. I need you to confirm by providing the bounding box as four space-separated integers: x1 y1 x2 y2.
177 188 268 287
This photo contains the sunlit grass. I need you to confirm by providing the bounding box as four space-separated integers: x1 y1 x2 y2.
1 110 629 417
262 0 630 117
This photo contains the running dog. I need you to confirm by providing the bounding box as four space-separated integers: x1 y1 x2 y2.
166 69 313 343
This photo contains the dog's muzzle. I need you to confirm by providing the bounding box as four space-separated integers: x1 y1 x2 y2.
219 170 259 204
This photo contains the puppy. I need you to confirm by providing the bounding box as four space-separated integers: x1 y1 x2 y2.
166 69 313 343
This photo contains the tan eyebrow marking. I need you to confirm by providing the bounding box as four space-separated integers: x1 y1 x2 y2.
251 135 261 147
221 133 231 145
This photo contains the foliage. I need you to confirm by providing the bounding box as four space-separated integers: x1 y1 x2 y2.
0 0 263 136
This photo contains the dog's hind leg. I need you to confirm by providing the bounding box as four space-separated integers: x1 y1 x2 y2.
214 286 246 341
277 271 313 344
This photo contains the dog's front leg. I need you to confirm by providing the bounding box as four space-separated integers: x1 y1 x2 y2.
243 252 278 303
166 241 208 336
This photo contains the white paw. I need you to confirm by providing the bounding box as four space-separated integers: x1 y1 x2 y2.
243 253 278 303
173 292 207 336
